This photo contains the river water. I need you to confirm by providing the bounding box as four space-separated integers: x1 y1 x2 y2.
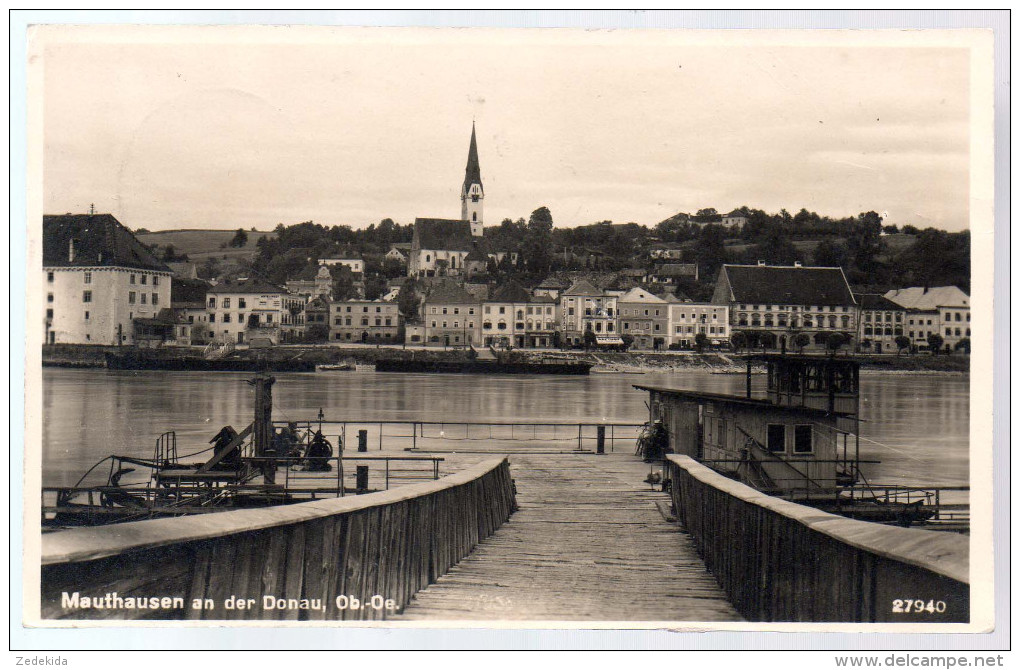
40 368 970 489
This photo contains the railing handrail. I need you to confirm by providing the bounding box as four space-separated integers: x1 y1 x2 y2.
667 454 968 584
270 419 644 427
42 457 508 566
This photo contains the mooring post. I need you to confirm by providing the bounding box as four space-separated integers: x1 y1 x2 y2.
746 358 752 399
356 465 369 493
596 425 606 454
251 370 277 485
358 429 368 452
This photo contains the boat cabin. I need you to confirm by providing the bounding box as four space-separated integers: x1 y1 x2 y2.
635 385 858 499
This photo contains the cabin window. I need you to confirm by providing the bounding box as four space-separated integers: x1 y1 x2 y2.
767 424 786 453
793 425 813 454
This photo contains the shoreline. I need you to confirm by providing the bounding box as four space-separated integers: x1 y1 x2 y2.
42 344 970 375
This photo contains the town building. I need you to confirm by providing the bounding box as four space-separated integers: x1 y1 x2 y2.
668 302 731 349
884 286 970 351
617 287 669 350
319 252 364 275
166 261 199 279
422 281 481 347
303 296 331 341
854 293 906 354
532 276 570 301
206 278 284 346
386 244 410 264
43 213 173 345
330 300 402 344
645 263 699 285
560 279 620 347
712 263 857 351
285 265 333 300
279 294 308 343
722 209 749 227
525 295 558 349
170 278 211 345
482 282 531 349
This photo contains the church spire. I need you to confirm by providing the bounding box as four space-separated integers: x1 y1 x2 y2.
463 122 483 195
461 122 484 236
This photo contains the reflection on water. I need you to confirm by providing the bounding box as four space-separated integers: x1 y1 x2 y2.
41 369 969 488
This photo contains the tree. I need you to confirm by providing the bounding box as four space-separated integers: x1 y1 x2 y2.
894 335 911 356
793 333 811 353
397 280 421 321
305 323 329 343
846 211 884 275
527 206 554 236
330 265 356 301
730 331 747 353
692 224 729 278
825 332 848 352
927 333 944 356
551 330 562 349
813 238 849 269
583 328 597 351
953 338 970 354
620 334 635 351
364 276 387 301
694 332 708 353
230 228 249 248
161 244 189 262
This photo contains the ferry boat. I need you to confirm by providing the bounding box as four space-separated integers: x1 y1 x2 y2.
635 354 967 530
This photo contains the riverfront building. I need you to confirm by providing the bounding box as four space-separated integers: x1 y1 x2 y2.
422 280 481 347
560 279 620 347
206 278 284 346
330 300 402 344
42 213 173 346
854 293 906 354
712 263 857 351
884 286 970 351
617 287 669 350
668 302 731 349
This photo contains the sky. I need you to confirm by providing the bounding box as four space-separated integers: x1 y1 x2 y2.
38 27 973 232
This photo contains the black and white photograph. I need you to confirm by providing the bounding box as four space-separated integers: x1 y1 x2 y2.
17 17 1000 644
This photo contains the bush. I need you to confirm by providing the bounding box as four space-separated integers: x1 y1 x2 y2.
953 338 970 354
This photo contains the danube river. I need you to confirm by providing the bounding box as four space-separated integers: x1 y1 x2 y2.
40 368 969 489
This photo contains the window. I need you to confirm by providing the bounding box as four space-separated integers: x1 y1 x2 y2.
223 298 231 308
223 314 231 323
345 318 351 326
385 318 391 326
362 318 369 326
130 274 136 284
82 290 92 303
47 271 54 282
47 293 53 303
84 272 92 284
140 293 146 305
767 424 786 452
209 314 215 323
209 297 216 308
140 275 147 285
375 318 382 326
266 314 273 323
239 298 246 308
46 308 53 319
153 276 159 286
152 293 159 305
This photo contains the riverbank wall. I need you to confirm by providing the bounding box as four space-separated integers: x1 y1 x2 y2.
42 344 969 373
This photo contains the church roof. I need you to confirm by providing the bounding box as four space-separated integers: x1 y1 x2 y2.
413 218 475 252
42 213 171 272
463 123 483 195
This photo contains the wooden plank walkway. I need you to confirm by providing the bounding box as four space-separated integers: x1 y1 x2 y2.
394 452 742 621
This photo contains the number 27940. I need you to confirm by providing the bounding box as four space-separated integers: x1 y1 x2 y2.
892 599 946 614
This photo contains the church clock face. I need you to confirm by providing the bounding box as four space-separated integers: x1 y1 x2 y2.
469 184 482 202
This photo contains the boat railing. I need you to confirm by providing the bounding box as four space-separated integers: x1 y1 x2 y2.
153 430 177 466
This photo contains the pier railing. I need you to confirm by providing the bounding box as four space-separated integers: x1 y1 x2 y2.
40 457 516 621
275 419 644 453
666 455 969 622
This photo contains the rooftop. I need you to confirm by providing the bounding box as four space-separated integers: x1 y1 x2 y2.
413 218 476 252
43 213 171 273
884 286 969 310
718 264 855 306
207 277 284 295
632 386 854 418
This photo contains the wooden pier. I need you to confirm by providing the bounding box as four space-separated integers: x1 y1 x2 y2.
394 452 742 621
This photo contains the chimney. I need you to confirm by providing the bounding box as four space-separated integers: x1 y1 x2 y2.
757 260 766 267
68 238 76 263
794 261 802 268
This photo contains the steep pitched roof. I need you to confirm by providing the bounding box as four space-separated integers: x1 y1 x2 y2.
883 286 969 310
618 287 668 304
725 209 747 218
855 293 906 311
462 123 483 194
536 276 571 290
465 246 488 263
488 281 532 304
563 279 602 296
425 280 478 305
170 278 210 307
719 264 855 306
207 277 284 295
42 213 171 272
413 218 475 252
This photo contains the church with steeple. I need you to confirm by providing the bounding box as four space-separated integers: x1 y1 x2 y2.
409 123 512 278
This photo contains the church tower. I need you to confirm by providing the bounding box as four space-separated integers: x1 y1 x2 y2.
461 123 484 236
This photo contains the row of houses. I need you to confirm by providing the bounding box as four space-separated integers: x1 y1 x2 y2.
42 213 971 353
